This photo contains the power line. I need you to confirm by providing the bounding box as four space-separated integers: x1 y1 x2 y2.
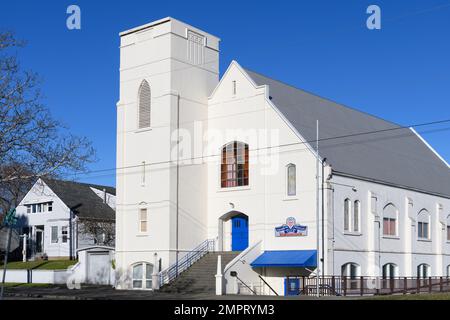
69 118 450 178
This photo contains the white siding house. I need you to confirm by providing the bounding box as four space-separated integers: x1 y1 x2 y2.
115 17 450 295
15 178 116 260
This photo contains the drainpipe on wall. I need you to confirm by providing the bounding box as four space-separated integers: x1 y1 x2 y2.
321 158 327 277
69 210 73 260
175 92 180 276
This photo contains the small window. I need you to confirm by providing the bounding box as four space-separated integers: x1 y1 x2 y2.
286 164 296 196
353 201 360 232
26 205 31 214
61 226 68 243
51 226 58 243
37 204 42 213
232 80 237 95
417 264 430 278
344 199 351 232
383 204 398 236
417 209 430 240
132 262 153 289
48 202 53 212
382 263 397 279
139 208 148 233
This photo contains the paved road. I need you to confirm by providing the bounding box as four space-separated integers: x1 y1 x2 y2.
2 285 345 300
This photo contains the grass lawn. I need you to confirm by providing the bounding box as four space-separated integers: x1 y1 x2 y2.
365 292 450 300
1 260 77 270
36 260 77 270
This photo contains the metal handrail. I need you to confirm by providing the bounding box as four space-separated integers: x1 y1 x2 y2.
159 239 215 286
258 275 279 296
236 275 257 295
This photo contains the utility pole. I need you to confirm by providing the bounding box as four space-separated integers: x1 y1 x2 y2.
315 120 320 298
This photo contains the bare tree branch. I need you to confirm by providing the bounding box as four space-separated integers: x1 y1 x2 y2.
0 31 96 216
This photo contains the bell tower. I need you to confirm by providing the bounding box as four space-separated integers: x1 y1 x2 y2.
115 17 220 289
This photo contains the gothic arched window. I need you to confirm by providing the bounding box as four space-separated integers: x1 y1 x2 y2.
138 80 151 129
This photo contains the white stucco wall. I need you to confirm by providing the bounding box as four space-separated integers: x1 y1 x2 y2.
115 17 220 285
331 174 450 277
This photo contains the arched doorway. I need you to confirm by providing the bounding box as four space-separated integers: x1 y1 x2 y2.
218 211 249 252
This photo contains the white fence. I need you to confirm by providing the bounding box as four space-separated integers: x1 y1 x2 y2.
0 269 72 284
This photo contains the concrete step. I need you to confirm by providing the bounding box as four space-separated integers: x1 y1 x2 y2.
159 251 240 294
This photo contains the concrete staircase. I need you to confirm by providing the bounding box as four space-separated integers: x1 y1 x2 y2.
159 252 240 294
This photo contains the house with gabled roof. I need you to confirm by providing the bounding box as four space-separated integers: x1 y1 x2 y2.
15 178 115 260
115 17 450 295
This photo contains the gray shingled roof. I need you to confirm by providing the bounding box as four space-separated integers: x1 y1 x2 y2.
245 69 450 198
43 179 115 220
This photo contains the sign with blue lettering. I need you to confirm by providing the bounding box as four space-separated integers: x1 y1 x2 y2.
275 217 307 237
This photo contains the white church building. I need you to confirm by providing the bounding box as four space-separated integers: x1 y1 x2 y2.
115 17 450 295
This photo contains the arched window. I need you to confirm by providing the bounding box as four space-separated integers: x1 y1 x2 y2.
138 80 151 129
344 199 351 232
446 215 450 241
417 209 430 240
341 263 360 290
383 204 398 236
132 262 153 289
286 164 296 196
220 142 249 188
382 263 398 279
417 264 430 278
341 263 359 278
353 200 360 232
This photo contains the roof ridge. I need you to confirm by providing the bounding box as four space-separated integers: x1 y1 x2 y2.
243 66 403 128
43 178 115 191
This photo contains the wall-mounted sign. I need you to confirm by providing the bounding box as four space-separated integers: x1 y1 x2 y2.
275 217 307 237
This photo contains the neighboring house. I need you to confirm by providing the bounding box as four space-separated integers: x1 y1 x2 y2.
115 17 450 294
15 178 116 260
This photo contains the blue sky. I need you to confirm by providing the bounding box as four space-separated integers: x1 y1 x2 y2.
1 0 449 187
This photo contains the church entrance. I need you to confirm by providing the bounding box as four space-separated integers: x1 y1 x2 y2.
231 215 248 251
218 211 249 252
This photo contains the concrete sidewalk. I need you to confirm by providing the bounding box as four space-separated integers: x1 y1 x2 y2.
2 284 344 300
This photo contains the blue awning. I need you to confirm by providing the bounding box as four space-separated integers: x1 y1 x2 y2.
250 250 317 268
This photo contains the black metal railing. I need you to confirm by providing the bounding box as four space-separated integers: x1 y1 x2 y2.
159 239 215 287
295 275 450 296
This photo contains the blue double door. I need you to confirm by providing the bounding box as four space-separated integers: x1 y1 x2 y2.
231 216 248 251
